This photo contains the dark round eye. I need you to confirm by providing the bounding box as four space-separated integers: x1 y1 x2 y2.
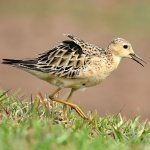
123 45 128 49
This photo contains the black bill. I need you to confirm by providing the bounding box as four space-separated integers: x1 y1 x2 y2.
129 53 146 67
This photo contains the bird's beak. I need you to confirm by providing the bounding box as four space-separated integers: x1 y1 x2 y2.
129 53 146 67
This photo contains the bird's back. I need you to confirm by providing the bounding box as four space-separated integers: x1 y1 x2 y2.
2 34 115 88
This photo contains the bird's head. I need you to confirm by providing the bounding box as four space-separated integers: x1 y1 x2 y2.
108 37 146 67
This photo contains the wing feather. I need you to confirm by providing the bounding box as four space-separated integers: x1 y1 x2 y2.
2 34 104 79
36 39 88 78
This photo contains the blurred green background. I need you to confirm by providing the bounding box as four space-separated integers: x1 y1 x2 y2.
0 0 149 118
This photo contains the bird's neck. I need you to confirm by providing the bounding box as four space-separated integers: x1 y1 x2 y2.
105 50 122 71
111 53 122 69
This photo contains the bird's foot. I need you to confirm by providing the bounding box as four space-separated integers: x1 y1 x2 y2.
50 98 88 120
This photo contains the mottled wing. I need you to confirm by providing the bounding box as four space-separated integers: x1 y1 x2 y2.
2 34 103 79
36 40 89 78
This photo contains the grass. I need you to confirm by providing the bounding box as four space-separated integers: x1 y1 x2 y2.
0 91 150 150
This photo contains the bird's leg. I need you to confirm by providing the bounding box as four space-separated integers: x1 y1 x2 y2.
50 88 88 119
49 87 61 99
52 99 88 119
49 87 61 106
63 88 75 116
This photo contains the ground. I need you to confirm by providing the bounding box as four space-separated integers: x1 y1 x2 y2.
0 91 150 150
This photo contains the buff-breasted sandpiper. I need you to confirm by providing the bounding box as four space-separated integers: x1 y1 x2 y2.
2 34 146 119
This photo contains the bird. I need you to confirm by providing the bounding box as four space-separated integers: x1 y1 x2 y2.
2 34 146 119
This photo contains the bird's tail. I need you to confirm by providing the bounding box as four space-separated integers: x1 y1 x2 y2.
2 58 38 70
2 59 22 65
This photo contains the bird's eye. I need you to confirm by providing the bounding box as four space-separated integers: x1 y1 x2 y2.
123 45 128 49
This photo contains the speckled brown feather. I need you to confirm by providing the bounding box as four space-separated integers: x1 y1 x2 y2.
33 34 106 78
2 35 111 80
2 34 145 89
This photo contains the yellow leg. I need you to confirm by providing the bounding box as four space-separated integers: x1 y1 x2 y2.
51 98 88 119
49 87 61 99
63 88 75 115
50 88 88 119
49 87 61 106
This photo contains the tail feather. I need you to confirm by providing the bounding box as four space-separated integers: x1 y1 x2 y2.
2 58 46 78
2 59 23 65
2 58 38 69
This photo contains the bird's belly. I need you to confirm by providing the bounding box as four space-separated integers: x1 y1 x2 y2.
30 67 112 89
79 66 113 87
25 69 89 89
45 76 89 89
84 72 111 87
46 72 110 89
